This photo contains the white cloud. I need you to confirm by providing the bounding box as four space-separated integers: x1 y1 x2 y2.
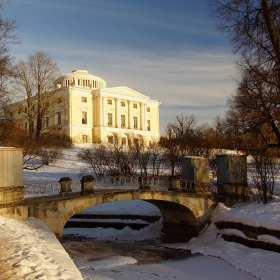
10 41 237 134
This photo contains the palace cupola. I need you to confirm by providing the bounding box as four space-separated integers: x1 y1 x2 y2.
54 69 107 89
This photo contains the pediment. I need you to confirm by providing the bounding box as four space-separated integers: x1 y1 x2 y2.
101 86 150 100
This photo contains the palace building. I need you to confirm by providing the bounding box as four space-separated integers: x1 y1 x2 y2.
5 69 161 144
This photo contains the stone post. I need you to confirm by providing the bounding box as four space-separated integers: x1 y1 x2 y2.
182 156 210 195
80 175 95 195
0 147 24 204
216 154 249 206
59 177 72 193
168 176 181 191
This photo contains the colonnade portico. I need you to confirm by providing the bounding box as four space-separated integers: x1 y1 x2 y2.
97 95 148 131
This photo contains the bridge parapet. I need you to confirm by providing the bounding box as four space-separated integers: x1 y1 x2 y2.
23 175 217 201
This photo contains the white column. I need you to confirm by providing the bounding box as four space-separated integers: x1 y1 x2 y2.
99 96 103 126
115 98 119 127
128 100 133 129
141 103 145 130
103 96 107 126
93 96 96 127
144 103 147 130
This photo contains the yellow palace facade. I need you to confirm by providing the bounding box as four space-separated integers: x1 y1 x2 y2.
5 69 161 145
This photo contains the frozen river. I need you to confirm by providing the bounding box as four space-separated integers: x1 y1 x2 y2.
62 229 258 280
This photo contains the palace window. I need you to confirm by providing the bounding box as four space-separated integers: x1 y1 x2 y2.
24 122 27 130
56 112 62 125
81 97 87 103
58 97 62 104
18 109 21 115
121 115 126 127
82 111 87 124
133 103 137 109
133 116 138 129
108 113 113 126
147 120 151 131
10 112 13 117
65 79 70 86
147 107 150 112
107 99 112 105
121 101 125 107
122 137 126 145
24 107 27 113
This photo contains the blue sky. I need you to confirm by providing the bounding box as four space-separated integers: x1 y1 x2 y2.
4 0 237 134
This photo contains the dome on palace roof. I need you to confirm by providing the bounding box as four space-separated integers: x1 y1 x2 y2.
54 69 107 89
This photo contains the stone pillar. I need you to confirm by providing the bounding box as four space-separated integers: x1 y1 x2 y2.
182 156 210 195
59 177 72 193
0 147 24 204
216 154 249 206
80 175 95 195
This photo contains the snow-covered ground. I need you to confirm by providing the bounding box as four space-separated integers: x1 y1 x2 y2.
1 144 280 279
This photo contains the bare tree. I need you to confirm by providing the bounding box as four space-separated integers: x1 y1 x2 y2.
250 148 280 204
209 0 280 151
77 147 106 177
208 0 280 67
226 60 280 151
209 0 280 202
14 51 60 141
159 131 180 176
159 115 198 176
149 141 166 176
0 0 20 117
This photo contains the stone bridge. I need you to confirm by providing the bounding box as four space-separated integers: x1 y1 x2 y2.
0 187 220 242
0 148 249 242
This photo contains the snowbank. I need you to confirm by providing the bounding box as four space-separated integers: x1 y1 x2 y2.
0 216 83 280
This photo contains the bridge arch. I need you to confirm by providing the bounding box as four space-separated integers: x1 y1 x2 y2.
28 190 219 242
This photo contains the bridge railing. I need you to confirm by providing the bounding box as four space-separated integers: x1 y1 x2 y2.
24 179 82 199
24 176 217 199
94 175 140 189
